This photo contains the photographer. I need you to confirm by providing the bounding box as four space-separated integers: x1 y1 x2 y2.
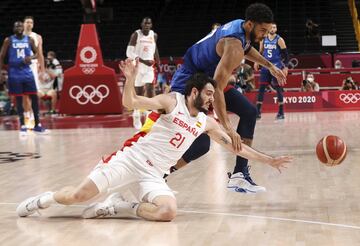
235 61 255 93
301 73 320 92
341 76 358 91
46 51 63 91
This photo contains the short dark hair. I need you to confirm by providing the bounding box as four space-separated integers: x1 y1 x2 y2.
245 3 273 24
184 73 217 96
24 16 34 21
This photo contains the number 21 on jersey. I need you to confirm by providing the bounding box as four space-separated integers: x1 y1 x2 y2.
169 133 185 149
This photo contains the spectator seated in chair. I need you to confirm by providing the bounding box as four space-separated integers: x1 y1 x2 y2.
37 71 57 114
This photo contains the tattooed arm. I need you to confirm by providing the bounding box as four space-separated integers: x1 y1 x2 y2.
205 117 292 172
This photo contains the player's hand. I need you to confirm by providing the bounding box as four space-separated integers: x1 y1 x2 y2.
253 62 260 71
282 67 289 77
23 56 32 64
269 65 286 86
267 156 293 173
119 59 138 80
225 128 242 152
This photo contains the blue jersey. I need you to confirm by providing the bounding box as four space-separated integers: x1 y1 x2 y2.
8 35 33 67
262 34 283 68
183 19 251 76
170 19 251 93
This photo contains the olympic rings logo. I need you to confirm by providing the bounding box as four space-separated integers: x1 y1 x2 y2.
339 93 360 104
81 67 96 74
80 46 97 64
69 85 110 105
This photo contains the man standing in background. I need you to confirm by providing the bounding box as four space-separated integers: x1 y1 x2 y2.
23 16 45 128
126 17 160 129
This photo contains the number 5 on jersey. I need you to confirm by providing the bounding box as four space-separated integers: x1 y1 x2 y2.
170 133 185 149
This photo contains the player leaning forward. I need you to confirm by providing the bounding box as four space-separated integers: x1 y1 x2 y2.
17 59 292 222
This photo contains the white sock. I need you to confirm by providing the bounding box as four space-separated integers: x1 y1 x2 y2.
114 201 139 218
24 111 30 118
39 192 56 208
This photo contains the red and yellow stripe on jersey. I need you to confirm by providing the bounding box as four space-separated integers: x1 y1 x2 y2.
121 111 160 149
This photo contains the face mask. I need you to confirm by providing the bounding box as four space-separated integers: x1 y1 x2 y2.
307 77 314 82
335 65 341 69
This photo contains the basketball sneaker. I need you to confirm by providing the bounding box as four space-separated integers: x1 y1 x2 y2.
82 192 125 219
256 113 261 120
16 191 53 217
33 125 50 135
227 169 266 193
276 113 285 120
19 125 28 136
132 110 142 130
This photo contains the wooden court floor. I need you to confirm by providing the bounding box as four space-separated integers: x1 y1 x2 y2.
1 111 360 246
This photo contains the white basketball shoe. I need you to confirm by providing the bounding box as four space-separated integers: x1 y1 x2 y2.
16 192 53 217
227 171 266 193
82 192 135 219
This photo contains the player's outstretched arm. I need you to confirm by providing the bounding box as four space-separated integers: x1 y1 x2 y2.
245 46 287 86
206 117 292 173
119 59 176 113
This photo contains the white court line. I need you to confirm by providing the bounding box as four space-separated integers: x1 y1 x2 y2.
0 202 86 208
178 209 360 230
2 202 359 230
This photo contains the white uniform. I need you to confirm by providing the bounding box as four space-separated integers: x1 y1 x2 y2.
38 58 63 93
89 92 207 202
27 32 40 89
133 29 156 87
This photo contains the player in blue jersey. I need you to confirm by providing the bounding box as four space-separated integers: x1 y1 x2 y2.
0 21 49 135
169 3 287 193
138 3 286 193
254 23 289 120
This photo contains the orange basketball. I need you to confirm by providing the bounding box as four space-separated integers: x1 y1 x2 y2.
316 135 347 166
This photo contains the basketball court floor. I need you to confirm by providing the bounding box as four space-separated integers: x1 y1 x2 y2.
1 111 360 245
